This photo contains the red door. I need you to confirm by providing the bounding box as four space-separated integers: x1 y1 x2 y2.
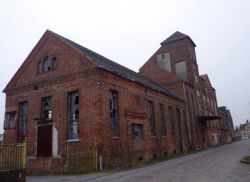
37 125 52 157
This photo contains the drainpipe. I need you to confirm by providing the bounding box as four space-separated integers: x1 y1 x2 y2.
182 81 192 150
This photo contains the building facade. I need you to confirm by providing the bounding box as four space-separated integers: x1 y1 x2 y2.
2 30 233 174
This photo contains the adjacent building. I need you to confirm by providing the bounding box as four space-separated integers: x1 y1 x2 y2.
0 134 3 150
240 120 250 139
217 106 235 143
2 30 233 174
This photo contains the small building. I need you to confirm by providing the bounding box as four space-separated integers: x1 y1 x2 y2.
240 120 250 139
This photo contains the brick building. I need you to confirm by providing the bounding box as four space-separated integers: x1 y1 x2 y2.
199 74 221 146
218 106 234 143
2 30 232 173
139 31 221 147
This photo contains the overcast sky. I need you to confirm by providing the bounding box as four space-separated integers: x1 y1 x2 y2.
1 0 250 133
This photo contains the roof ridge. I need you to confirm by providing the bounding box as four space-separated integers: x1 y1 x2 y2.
161 31 196 47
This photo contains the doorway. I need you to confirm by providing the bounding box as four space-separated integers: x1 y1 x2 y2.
37 124 52 157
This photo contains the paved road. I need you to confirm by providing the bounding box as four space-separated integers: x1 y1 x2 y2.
28 140 250 182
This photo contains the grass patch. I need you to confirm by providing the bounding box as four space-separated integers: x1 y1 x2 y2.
241 156 250 164
104 149 204 173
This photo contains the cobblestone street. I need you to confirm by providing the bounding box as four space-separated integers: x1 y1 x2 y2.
28 140 250 182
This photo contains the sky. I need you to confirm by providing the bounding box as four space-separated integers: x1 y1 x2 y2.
0 0 250 133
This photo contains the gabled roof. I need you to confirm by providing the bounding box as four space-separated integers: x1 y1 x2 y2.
200 74 215 90
161 31 196 47
46 30 182 100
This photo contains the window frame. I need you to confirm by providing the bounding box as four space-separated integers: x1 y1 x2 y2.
37 55 57 74
168 106 175 136
109 89 120 138
18 101 28 133
4 112 16 130
131 124 143 140
148 100 156 136
41 96 52 120
68 91 80 140
159 103 167 136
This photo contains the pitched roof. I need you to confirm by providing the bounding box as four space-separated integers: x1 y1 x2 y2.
48 30 182 100
161 31 196 47
200 74 215 90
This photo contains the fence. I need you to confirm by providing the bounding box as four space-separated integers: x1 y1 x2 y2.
67 141 97 172
0 143 26 170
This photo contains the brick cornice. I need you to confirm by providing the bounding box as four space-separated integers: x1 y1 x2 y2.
5 68 98 95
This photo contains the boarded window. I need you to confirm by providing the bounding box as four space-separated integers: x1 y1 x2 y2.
131 124 143 140
42 96 52 120
4 112 16 130
110 90 119 137
159 104 166 136
129 94 143 107
148 100 156 136
69 91 80 139
19 102 28 133
169 106 175 136
175 61 187 80
157 53 171 72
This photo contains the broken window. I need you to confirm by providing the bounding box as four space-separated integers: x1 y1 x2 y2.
37 56 56 74
69 91 80 139
148 100 156 136
157 53 171 72
159 104 166 136
131 124 143 140
169 106 175 136
19 102 28 133
4 112 16 130
42 96 52 120
110 90 119 137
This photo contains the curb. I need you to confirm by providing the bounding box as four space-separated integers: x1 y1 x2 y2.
240 159 250 164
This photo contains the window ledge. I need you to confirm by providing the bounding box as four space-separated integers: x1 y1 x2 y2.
66 138 80 142
132 138 144 141
112 136 120 140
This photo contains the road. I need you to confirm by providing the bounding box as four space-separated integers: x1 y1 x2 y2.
28 140 250 182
